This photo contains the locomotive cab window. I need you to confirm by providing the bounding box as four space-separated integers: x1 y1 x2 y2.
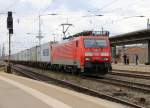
84 39 107 48
76 41 78 47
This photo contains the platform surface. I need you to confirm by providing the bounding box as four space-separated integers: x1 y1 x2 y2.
0 76 51 108
0 71 126 108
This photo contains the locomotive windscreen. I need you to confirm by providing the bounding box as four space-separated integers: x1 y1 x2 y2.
84 39 107 48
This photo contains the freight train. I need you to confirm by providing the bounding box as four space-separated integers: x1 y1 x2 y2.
9 30 112 75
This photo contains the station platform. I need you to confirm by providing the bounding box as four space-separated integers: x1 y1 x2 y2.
0 71 125 108
112 63 150 73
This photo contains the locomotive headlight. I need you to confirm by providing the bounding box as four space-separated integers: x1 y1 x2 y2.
102 57 109 61
101 52 109 56
85 57 91 61
85 52 93 56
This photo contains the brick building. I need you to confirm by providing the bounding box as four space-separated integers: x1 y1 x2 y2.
115 45 148 64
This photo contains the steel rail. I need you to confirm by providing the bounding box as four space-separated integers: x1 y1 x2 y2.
112 69 150 75
110 71 150 80
88 77 150 93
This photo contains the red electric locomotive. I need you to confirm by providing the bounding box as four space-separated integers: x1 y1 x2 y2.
51 31 112 75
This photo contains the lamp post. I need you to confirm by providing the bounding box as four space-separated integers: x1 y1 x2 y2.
122 15 144 19
27 13 59 61
36 13 59 47
111 15 145 24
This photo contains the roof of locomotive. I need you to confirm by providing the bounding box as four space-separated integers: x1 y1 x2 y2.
62 30 109 40
52 31 110 46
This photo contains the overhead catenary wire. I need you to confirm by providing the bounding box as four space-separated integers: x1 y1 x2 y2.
2 0 19 12
88 0 119 13
97 0 119 11
39 0 55 14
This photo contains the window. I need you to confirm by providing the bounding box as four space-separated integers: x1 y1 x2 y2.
84 39 107 48
43 49 49 56
76 41 78 47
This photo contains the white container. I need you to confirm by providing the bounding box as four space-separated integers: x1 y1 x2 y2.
40 42 51 62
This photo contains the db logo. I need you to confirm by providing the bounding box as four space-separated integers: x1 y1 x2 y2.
94 53 99 56
94 49 98 52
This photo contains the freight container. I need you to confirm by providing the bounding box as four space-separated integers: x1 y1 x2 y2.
40 42 51 62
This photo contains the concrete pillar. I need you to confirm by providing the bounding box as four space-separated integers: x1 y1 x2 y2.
122 45 125 53
111 46 116 63
148 40 150 63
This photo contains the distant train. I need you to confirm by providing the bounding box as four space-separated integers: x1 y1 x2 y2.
8 30 112 76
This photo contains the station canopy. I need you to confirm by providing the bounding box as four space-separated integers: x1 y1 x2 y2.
110 29 150 45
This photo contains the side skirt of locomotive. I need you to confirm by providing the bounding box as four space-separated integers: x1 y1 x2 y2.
9 60 111 76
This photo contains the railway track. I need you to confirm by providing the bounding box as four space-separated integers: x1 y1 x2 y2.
11 65 144 108
13 65 150 93
112 69 150 75
109 70 150 80
88 76 150 93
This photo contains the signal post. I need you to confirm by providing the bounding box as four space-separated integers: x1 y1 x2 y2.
6 11 13 73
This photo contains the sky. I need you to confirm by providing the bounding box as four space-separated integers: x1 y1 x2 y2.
0 0 150 54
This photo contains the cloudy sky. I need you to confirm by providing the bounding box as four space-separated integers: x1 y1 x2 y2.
0 0 150 54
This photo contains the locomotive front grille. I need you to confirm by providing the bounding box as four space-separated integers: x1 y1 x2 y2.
84 61 111 75
85 61 109 68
